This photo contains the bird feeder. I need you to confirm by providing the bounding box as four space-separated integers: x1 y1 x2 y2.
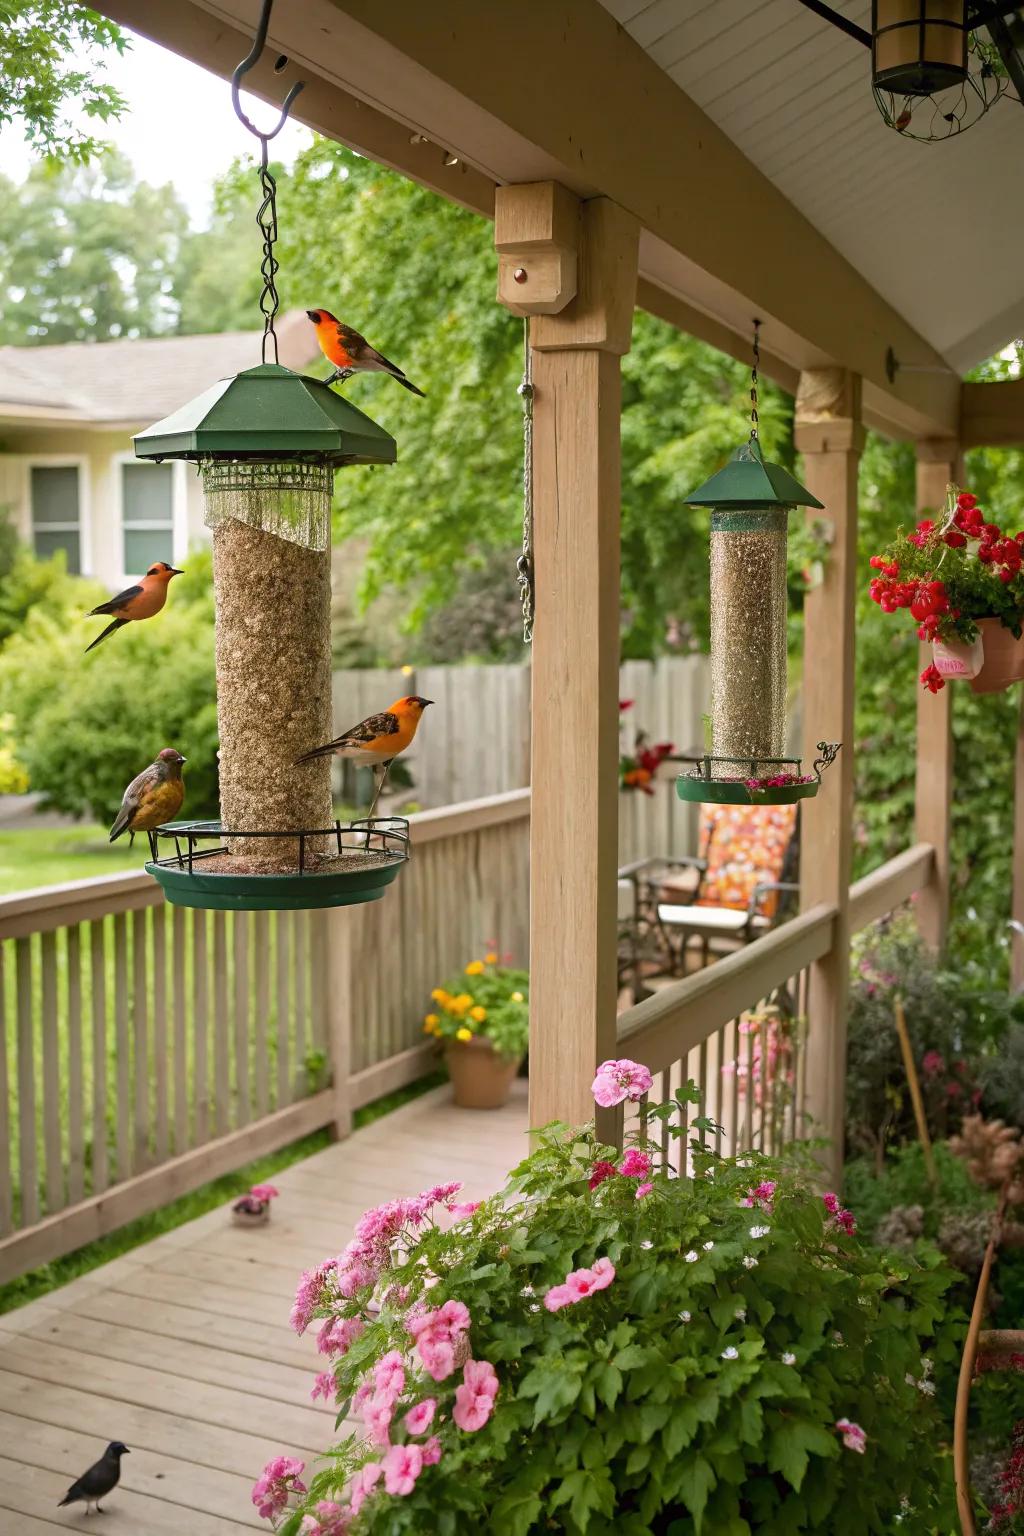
135 0 407 911
677 326 840 807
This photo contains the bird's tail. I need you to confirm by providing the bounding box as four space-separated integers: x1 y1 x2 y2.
58 1493 75 1507
85 617 127 653
109 809 131 843
395 372 426 398
294 742 337 766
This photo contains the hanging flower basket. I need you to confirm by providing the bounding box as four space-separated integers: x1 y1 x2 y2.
145 817 409 911
676 743 840 806
869 486 1024 694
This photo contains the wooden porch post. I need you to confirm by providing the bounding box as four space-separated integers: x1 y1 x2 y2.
795 370 864 1181
1014 694 1024 992
495 186 639 1129
914 440 959 952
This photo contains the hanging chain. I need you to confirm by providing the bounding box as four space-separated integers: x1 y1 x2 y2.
256 140 281 365
750 317 761 440
516 320 535 644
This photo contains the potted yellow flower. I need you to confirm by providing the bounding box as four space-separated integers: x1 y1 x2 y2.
424 952 528 1109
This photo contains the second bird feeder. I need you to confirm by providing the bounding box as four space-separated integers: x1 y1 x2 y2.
677 341 840 807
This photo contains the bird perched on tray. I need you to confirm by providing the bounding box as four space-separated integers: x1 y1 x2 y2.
85 561 183 653
109 748 187 848
305 309 426 396
58 1440 130 1515
295 695 432 819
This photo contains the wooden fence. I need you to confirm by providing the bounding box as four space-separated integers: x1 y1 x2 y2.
0 790 529 1283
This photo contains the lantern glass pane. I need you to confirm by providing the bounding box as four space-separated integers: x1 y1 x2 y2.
708 507 788 776
201 460 332 552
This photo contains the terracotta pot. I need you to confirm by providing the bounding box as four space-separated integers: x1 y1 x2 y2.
231 1199 271 1228
444 1036 522 1109
970 618 1024 694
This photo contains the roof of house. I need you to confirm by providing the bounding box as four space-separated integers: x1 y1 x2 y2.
0 310 315 426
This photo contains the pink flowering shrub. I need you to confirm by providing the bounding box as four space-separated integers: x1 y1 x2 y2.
259 1070 955 1533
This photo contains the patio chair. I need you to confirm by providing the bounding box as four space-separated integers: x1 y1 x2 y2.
618 802 799 1004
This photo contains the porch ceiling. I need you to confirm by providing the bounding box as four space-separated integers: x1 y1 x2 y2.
99 0 1023 439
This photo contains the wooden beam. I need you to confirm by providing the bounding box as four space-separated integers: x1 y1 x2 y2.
848 843 935 934
914 442 959 950
1014 692 1024 992
96 0 959 440
961 379 1024 448
496 189 639 1129
795 369 864 1183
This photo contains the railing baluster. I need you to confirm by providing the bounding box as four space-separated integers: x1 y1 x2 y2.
276 908 290 1107
40 930 62 1214
213 912 230 1135
193 907 209 1145
294 909 308 1088
16 937 38 1226
757 1012 768 1155
233 909 250 1128
715 1025 725 1159
0 944 12 1234
67 925 84 1206
113 913 130 1180
153 904 168 1163
172 906 187 1153
90 920 108 1196
254 911 270 1118
132 908 150 1172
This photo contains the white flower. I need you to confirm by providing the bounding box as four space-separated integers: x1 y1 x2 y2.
520 1285 534 1297
721 1346 739 1360
640 1239 654 1251
905 1372 916 1387
749 1224 770 1240
734 1306 746 1321
782 1351 796 1366
684 1249 699 1263
679 1310 691 1323
529 1303 540 1313
703 1240 715 1251
918 1379 936 1396
742 1255 758 1270
921 1357 933 1377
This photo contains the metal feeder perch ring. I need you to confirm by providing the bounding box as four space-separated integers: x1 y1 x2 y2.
676 742 841 806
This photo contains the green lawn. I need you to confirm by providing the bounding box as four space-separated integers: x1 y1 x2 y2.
0 824 141 895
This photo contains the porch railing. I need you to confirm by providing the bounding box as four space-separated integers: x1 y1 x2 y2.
0 788 530 1283
614 842 937 1155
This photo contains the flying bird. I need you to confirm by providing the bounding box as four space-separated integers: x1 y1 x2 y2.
85 561 183 653
109 748 187 848
58 1440 130 1515
295 695 432 819
305 309 425 396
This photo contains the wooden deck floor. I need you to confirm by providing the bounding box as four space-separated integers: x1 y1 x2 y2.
0 1082 529 1533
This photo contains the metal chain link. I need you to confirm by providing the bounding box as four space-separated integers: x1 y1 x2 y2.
516 320 535 644
750 317 761 440
256 142 281 365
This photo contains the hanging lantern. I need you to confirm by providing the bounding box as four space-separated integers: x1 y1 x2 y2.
137 0 408 911
871 0 968 96
677 324 840 807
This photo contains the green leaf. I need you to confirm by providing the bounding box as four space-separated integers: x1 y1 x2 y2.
766 1420 838 1492
489 1491 543 1536
518 1362 581 1424
595 1361 623 1409
676 1452 717 1533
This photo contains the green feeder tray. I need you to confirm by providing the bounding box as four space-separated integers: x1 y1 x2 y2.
676 744 841 808
145 818 409 912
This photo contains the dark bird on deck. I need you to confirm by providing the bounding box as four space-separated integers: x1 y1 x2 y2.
85 561 183 653
109 748 187 846
58 1440 130 1514
295 695 431 819
305 309 426 396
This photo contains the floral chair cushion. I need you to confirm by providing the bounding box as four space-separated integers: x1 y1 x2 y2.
695 802 797 918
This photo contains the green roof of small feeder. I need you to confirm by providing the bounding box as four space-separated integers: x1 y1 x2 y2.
132 363 397 466
683 438 823 511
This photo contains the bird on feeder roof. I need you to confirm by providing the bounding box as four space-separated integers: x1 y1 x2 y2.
85 562 183 653
306 309 426 396
109 748 187 847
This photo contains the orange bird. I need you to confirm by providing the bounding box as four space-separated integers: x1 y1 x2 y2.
295 695 432 818
305 309 425 397
85 561 183 653
109 748 187 848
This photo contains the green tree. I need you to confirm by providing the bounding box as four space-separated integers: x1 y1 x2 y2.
0 1 126 163
175 159 264 335
0 150 187 343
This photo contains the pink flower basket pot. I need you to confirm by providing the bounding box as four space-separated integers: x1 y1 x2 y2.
933 619 1024 694
444 1037 521 1110
231 1197 272 1228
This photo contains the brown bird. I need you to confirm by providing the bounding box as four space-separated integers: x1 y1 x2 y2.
295 695 432 818
305 309 425 396
86 561 183 653
109 749 187 847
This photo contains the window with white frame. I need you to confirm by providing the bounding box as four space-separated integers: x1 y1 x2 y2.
30 465 81 573
122 462 175 574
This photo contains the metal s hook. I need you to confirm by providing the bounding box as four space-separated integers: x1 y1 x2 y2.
231 0 305 146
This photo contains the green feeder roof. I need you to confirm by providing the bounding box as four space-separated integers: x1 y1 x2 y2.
133 363 397 467
683 437 822 510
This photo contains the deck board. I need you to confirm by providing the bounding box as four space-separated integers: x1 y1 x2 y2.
0 1082 528 1532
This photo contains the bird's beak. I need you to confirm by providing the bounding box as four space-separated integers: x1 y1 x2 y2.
178 756 188 764
168 567 184 576
305 310 319 322
421 699 434 707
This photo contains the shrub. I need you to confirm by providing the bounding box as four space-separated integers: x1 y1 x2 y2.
265 1070 956 1534
424 954 528 1059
